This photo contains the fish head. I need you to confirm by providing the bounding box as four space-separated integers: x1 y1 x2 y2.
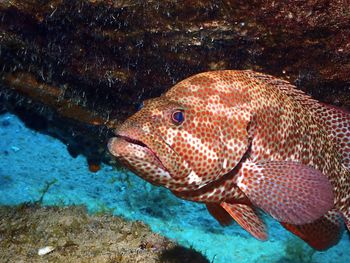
108 72 252 192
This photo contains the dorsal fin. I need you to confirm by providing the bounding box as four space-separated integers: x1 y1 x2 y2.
248 70 350 170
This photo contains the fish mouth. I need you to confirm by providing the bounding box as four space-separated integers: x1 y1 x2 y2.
108 131 203 191
118 135 148 148
109 134 168 172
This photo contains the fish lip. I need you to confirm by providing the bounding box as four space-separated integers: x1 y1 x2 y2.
114 134 169 172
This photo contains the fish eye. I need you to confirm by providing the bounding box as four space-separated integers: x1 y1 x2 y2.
171 110 185 125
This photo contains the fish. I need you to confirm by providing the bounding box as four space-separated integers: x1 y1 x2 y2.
108 70 350 250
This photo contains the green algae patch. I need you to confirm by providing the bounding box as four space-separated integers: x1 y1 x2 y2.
0 204 209 263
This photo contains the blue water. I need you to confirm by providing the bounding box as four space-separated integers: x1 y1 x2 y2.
1 113 349 262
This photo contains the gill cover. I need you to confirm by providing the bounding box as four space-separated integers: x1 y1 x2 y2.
161 73 254 187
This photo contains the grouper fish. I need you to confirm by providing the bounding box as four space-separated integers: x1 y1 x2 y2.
108 70 350 250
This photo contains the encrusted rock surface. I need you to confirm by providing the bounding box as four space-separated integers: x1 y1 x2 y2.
1 0 349 164
0 204 209 263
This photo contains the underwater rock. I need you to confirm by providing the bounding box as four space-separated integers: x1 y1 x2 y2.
0 0 349 163
0 204 209 263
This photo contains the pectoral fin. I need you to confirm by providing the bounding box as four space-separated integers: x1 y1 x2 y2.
281 209 343 251
235 161 334 225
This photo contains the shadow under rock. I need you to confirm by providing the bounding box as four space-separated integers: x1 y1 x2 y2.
159 245 210 263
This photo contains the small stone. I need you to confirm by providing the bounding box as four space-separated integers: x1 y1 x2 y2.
38 246 55 256
11 146 20 152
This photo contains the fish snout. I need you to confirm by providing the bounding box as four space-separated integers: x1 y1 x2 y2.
107 124 150 159
113 120 145 138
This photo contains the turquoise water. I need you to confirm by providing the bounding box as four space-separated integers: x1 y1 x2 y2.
1 113 349 262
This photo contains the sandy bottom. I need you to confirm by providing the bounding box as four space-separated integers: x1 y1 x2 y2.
1 113 349 263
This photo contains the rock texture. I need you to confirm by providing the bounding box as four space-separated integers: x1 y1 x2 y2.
0 0 349 165
0 204 209 263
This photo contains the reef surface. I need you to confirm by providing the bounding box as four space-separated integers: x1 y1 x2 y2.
1 0 349 166
0 204 208 263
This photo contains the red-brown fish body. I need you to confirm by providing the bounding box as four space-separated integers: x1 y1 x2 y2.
108 70 350 250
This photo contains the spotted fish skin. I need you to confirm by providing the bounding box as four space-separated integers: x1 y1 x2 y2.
108 70 350 250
